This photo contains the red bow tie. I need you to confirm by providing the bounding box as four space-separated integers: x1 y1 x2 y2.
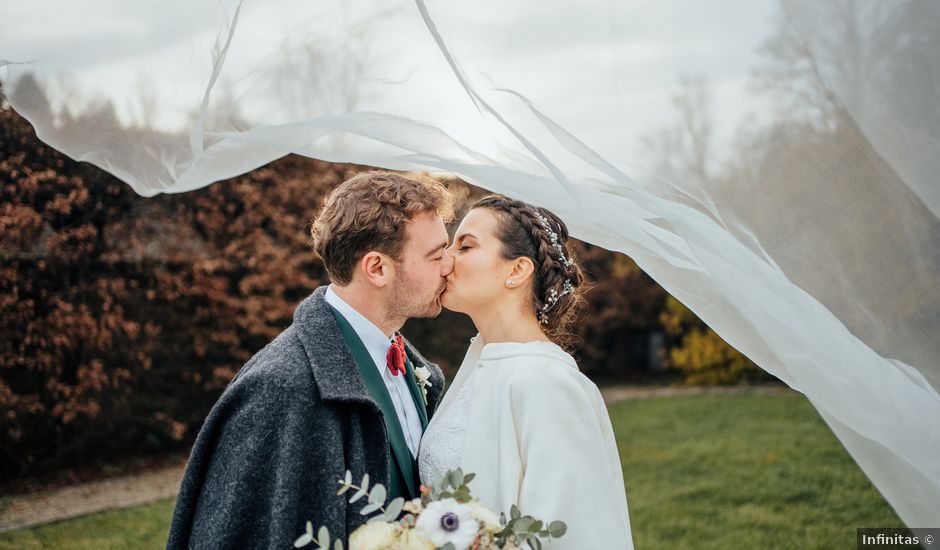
386 335 407 377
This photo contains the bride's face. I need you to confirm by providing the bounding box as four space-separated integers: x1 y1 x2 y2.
441 208 515 315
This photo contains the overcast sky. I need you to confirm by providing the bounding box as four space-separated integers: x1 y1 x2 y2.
1 0 780 171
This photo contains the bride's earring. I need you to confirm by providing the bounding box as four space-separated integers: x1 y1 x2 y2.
506 279 516 287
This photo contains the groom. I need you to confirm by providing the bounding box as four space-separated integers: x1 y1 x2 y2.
167 171 454 549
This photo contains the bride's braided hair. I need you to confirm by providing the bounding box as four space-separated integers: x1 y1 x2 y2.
472 195 585 349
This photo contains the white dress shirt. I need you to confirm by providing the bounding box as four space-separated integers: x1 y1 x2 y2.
324 285 423 457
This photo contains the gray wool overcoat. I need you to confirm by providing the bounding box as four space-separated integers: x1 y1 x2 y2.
166 286 446 549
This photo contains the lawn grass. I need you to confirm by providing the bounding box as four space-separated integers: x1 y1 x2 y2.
610 392 904 549
0 392 904 549
0 498 175 549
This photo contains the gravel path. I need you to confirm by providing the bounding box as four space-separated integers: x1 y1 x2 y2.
0 463 185 534
0 384 794 533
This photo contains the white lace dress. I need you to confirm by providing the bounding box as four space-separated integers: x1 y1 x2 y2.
417 363 477 488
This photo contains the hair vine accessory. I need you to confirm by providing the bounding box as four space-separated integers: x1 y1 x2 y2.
534 212 575 268
537 279 574 324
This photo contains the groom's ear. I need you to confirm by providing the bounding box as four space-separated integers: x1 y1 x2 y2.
359 251 391 288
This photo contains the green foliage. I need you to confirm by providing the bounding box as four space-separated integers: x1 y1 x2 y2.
296 472 400 548
429 467 474 503
427 468 566 548
494 503 560 550
298 467 566 549
658 295 771 385
568 244 668 379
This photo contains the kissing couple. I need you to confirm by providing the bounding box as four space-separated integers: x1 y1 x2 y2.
166 172 634 549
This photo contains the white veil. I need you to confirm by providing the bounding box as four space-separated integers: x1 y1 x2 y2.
2 0 937 528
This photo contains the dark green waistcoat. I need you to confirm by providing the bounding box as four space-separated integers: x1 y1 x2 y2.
328 305 429 501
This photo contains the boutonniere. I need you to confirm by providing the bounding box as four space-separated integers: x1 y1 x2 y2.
414 365 432 406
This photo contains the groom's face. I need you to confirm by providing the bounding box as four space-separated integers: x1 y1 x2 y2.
387 211 453 319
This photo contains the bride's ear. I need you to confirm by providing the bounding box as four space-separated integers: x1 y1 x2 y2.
507 257 536 287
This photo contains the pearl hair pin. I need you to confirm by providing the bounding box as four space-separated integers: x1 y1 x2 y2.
534 212 575 268
532 210 575 324
538 279 574 324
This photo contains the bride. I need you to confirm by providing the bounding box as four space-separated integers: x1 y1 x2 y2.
417 195 635 549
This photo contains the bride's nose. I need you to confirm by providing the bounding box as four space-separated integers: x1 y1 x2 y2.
441 249 455 277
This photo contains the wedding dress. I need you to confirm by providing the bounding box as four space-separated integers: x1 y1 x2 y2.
418 335 634 550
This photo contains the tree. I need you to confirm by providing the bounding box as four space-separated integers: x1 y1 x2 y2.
0 94 353 480
640 78 769 385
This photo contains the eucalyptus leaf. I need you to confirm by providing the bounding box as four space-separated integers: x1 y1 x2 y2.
318 526 330 549
360 473 370 493
360 501 382 515
447 469 463 489
514 517 534 533
348 486 367 504
334 540 344 550
531 520 543 533
306 522 314 536
368 483 387 506
293 533 312 548
441 544 456 550
461 472 476 485
548 521 567 538
344 471 353 485
383 497 404 520
336 484 351 496
511 505 521 520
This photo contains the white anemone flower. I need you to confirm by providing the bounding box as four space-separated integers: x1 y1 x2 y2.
414 498 480 550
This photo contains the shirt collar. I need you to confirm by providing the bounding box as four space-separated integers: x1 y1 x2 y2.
324 284 395 373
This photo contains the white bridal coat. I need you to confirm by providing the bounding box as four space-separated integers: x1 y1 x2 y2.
418 336 634 549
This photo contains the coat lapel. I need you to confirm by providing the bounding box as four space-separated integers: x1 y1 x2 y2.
293 287 444 407
402 357 429 429
325 303 418 499
292 287 378 409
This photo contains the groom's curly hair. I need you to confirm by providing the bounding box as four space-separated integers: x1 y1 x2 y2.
310 171 454 284
471 195 586 351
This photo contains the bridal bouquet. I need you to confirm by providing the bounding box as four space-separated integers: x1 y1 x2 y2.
295 468 566 550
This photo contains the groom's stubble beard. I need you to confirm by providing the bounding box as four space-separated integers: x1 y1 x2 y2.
387 267 446 322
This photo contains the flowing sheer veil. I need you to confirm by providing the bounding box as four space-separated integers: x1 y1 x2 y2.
2 0 938 528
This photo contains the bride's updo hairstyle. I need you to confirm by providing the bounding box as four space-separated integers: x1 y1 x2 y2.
471 195 585 349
